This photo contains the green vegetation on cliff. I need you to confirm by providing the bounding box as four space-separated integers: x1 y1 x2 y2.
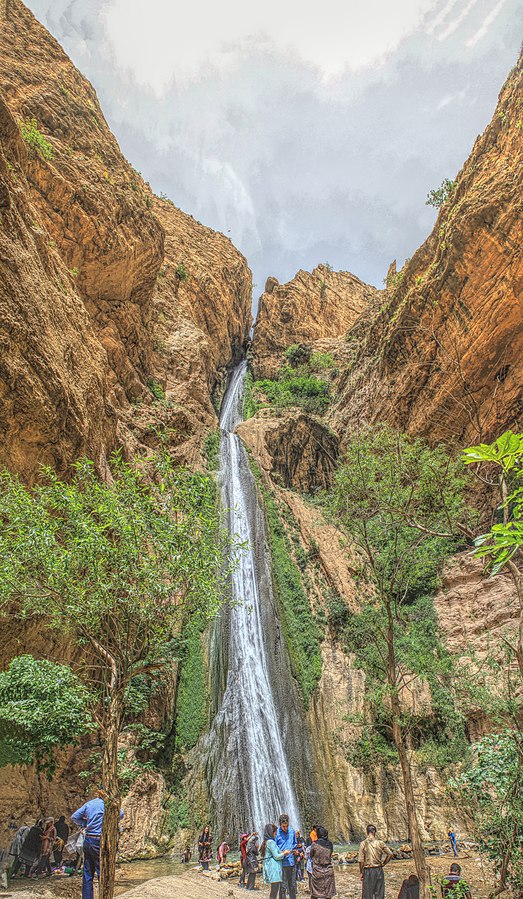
244 343 335 419
174 617 208 752
249 458 323 704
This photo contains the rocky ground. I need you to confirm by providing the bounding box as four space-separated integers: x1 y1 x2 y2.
2 854 494 899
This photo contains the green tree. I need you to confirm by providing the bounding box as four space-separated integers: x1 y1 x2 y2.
463 430 523 678
0 454 231 899
450 731 523 897
0 654 92 773
331 426 470 898
426 178 456 208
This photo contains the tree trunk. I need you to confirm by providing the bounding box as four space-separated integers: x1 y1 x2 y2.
392 712 430 897
386 601 429 898
100 690 123 899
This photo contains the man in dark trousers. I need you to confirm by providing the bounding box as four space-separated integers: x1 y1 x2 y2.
275 814 298 899
54 815 69 868
358 824 394 899
71 788 123 899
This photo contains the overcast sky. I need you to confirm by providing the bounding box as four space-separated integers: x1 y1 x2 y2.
26 0 522 300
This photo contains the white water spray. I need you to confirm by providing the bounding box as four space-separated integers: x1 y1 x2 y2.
212 361 300 833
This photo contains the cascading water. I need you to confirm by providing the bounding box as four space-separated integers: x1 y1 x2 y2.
205 361 301 834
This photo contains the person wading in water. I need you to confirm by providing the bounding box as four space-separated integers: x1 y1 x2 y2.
358 824 393 899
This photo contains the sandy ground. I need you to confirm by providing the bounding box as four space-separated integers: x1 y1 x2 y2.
1 854 494 899
117 856 494 899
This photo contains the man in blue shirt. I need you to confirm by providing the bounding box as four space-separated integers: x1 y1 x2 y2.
447 829 458 858
71 789 124 899
275 814 297 899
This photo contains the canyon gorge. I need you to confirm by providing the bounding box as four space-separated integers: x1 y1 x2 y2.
0 0 522 873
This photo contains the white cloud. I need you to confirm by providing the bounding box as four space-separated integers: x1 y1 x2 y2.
26 0 523 297
101 0 438 91
466 0 508 45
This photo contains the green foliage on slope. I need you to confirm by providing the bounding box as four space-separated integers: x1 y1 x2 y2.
249 458 323 704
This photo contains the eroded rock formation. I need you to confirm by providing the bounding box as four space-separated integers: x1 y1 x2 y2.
0 0 252 480
331 54 523 446
252 265 378 378
244 54 522 838
236 412 338 492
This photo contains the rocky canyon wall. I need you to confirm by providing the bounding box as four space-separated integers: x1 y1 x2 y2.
246 52 522 840
330 52 523 447
0 0 252 482
252 265 377 379
0 0 251 852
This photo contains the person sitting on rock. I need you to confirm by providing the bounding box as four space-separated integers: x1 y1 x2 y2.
441 864 472 899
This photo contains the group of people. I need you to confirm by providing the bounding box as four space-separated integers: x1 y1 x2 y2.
199 815 331 897
4 789 123 899
198 819 471 899
7 815 72 879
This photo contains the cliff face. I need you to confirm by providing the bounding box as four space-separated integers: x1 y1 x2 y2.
238 419 520 839
0 0 252 479
0 0 251 848
243 55 522 839
331 54 523 446
0 93 115 480
252 265 378 378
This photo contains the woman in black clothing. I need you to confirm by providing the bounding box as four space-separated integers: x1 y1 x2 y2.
54 816 69 868
13 821 43 877
198 825 212 871
245 831 259 890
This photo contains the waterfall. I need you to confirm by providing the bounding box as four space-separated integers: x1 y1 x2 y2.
206 361 301 835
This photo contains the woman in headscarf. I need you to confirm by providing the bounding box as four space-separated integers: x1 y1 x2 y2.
16 820 43 877
261 823 291 899
198 825 212 871
310 825 336 898
33 818 56 877
9 824 30 877
245 831 259 891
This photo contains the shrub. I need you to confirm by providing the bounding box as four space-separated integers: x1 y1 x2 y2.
284 344 312 368
426 178 456 209
147 378 166 401
202 428 221 471
175 262 189 281
309 352 335 371
20 118 54 160
0 655 92 774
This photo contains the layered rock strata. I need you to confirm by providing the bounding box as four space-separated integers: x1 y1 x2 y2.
252 265 378 378
0 0 252 479
331 54 523 446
